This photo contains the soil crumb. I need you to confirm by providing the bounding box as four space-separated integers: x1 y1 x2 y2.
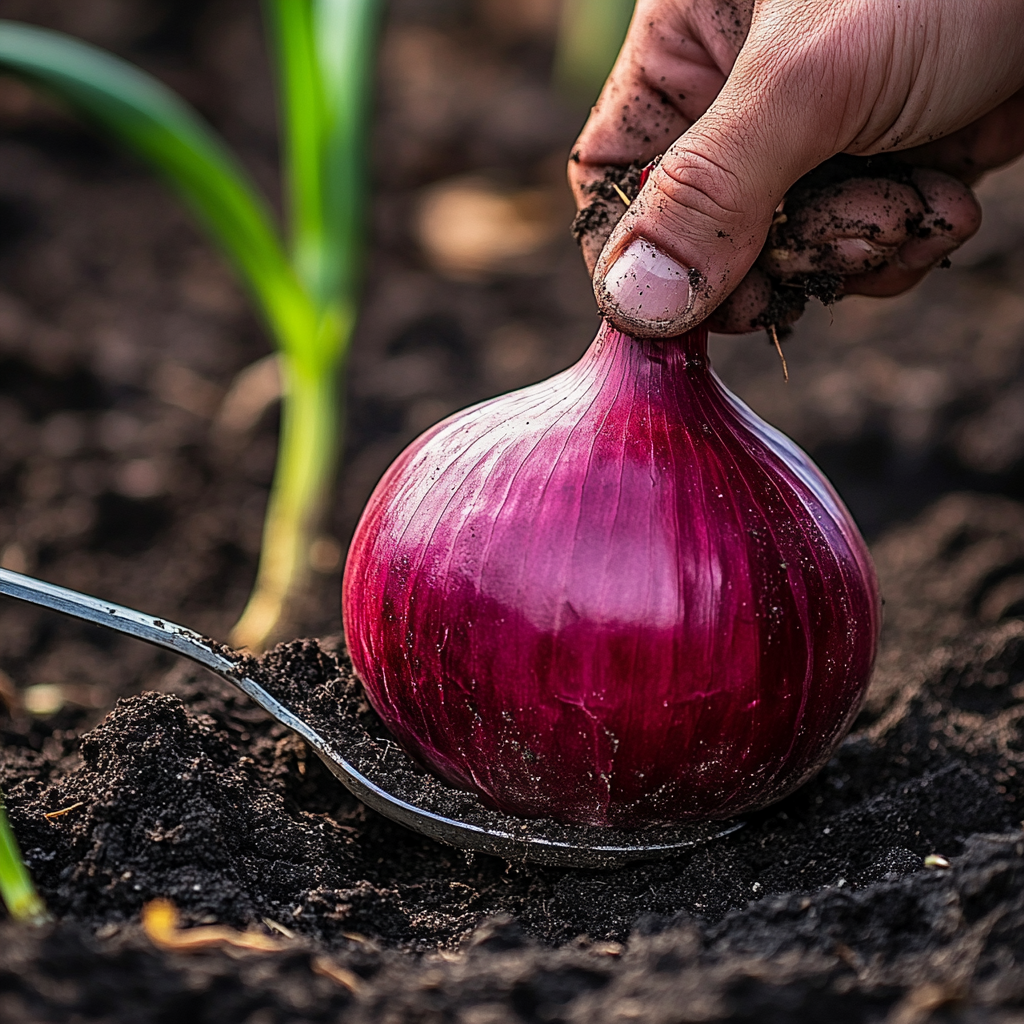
571 162 646 270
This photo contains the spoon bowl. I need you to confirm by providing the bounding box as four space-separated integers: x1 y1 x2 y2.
0 568 741 867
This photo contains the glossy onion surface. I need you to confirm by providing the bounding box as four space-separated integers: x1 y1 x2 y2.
342 323 880 827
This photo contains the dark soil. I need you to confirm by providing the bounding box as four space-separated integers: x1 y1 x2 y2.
569 160 644 270
3 1 1024 1021
7 493 1024 1019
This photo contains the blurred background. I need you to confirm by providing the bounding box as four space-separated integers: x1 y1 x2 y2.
0 0 1021 716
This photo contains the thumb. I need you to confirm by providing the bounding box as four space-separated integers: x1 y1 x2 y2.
593 12 856 337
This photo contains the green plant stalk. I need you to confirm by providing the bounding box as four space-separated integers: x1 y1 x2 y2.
231 0 375 650
229 330 353 651
0 792 48 924
229 305 354 651
231 357 342 649
0 9 375 651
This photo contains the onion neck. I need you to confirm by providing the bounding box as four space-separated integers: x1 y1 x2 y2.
595 320 711 376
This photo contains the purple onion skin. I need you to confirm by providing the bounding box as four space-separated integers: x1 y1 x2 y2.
342 323 880 827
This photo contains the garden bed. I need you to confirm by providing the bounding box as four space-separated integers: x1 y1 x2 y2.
3 1 1024 1020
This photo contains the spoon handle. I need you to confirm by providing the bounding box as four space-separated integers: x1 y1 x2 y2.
0 567 339 780
0 568 547 858
0 567 243 676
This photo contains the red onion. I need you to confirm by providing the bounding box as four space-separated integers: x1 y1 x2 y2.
342 323 880 827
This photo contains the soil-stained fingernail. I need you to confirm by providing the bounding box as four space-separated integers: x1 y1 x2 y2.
597 239 690 329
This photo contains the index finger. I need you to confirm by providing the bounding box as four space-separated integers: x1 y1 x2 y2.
568 0 753 271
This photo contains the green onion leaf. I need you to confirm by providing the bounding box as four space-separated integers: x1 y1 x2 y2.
0 791 48 925
265 0 377 366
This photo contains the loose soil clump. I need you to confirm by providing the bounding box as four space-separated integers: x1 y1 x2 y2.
6 495 1024 1019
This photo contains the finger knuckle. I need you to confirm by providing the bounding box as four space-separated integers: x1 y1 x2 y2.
650 150 753 238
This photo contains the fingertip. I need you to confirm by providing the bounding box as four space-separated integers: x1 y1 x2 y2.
843 264 928 298
592 153 770 337
895 169 980 271
911 168 983 243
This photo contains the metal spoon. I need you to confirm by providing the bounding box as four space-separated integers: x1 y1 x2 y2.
0 567 741 867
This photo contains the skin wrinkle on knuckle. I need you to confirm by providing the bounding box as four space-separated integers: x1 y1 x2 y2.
850 1 1024 156
612 181 758 288
655 152 748 225
853 6 908 146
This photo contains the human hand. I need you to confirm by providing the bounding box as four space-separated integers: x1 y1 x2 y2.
569 0 1024 336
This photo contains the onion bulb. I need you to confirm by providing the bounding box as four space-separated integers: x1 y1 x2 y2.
342 323 879 827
